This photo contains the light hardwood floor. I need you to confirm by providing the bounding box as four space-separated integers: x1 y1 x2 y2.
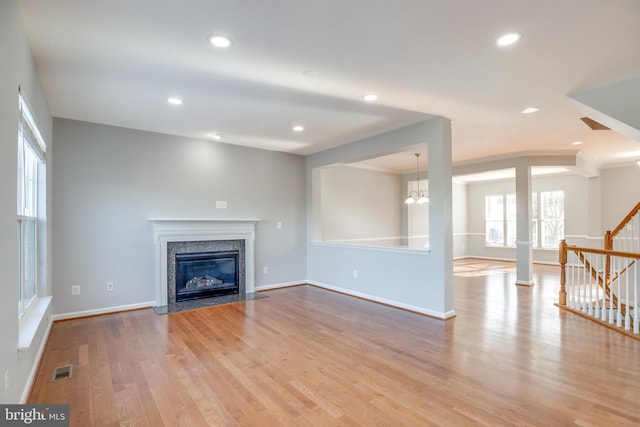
29 260 640 426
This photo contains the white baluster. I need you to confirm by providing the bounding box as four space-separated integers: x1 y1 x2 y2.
569 253 575 308
575 253 580 310
593 255 600 318
582 253 588 313
617 255 623 327
625 255 631 331
609 254 616 323
587 252 593 316
624 223 629 252
602 253 608 322
634 260 639 334
631 214 640 252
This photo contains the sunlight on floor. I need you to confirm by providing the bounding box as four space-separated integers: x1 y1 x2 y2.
454 260 517 277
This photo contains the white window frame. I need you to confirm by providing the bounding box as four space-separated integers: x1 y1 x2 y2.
485 194 504 246
485 191 564 250
485 194 517 247
536 190 565 249
18 92 46 317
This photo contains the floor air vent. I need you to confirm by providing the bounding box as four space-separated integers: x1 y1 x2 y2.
52 365 73 381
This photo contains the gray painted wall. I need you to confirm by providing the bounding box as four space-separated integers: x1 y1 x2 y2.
0 0 53 403
601 165 640 231
319 165 401 244
52 119 307 315
317 165 468 256
452 181 468 258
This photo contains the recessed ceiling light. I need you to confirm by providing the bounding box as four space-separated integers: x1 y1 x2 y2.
292 125 304 132
363 94 378 102
209 35 232 48
521 107 539 114
167 97 183 105
497 32 522 46
208 133 221 140
572 141 583 145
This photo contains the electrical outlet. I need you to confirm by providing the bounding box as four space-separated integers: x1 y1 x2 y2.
263 266 269 274
353 270 358 279
106 281 114 292
276 221 282 229
215 200 227 209
71 285 80 295
4 370 9 397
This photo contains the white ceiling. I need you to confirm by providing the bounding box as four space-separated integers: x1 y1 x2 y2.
18 0 640 173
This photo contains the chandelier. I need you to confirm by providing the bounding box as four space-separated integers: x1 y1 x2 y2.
404 153 429 204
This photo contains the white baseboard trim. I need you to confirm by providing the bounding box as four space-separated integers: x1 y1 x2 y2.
461 255 559 266
255 281 307 291
51 301 156 322
463 255 516 263
307 280 456 320
516 280 535 286
20 315 54 404
531 260 559 266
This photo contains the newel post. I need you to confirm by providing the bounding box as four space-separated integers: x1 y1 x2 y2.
604 230 612 251
558 239 567 306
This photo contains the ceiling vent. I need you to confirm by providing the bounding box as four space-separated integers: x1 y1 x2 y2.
580 117 610 130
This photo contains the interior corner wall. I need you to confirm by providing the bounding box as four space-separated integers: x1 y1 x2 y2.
601 165 640 231
586 176 602 240
320 165 401 244
0 0 53 403
452 181 468 258
52 118 307 315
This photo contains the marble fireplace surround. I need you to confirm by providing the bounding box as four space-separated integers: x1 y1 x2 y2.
150 218 260 307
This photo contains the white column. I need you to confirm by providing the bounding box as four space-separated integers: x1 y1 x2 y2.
515 161 533 286
428 118 454 312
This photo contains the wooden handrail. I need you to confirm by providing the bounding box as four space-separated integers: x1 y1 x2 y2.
608 200 640 238
561 244 640 260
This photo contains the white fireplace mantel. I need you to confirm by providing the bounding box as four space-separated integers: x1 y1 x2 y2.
150 218 260 306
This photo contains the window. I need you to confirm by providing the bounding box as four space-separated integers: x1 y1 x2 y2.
485 195 504 245
532 192 538 247
538 190 564 249
485 194 517 247
505 194 517 246
485 191 564 249
18 92 46 317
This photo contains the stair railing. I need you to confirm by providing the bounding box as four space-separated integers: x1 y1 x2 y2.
558 240 640 335
604 201 640 253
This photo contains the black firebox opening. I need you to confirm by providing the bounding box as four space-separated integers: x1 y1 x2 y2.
175 250 239 302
